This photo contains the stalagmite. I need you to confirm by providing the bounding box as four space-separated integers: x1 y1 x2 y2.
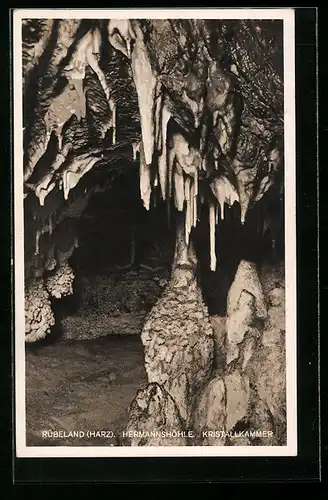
23 20 82 183
209 203 216 272
64 29 108 102
158 105 171 200
172 133 190 163
234 164 258 225
130 28 157 166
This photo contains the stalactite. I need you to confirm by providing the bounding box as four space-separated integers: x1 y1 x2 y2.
63 170 69 201
185 196 191 245
87 28 112 102
139 143 151 211
209 203 216 272
168 147 175 200
130 27 157 166
191 180 197 228
35 230 40 256
107 19 136 59
210 176 239 222
194 167 198 196
35 174 56 207
174 170 185 212
154 84 163 151
158 105 171 200
132 141 140 161
61 156 99 202
109 98 117 145
184 176 190 202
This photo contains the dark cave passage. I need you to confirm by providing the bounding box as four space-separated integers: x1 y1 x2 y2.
45 165 285 340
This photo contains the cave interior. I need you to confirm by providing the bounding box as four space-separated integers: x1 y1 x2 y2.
21 17 287 447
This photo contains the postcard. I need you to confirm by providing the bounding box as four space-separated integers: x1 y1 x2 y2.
13 8 297 458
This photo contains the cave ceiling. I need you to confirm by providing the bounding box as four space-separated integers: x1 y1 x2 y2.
21 18 284 278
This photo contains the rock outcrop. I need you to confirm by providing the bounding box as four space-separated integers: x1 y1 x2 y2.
141 220 214 426
193 259 286 446
125 382 187 446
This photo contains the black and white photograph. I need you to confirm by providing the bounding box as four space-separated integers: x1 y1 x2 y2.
13 8 297 457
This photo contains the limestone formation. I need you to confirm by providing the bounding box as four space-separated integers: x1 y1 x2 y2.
125 382 187 446
226 259 267 366
193 376 226 445
21 17 286 445
141 220 214 426
45 262 75 299
193 259 286 446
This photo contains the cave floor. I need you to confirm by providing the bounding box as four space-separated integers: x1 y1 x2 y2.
25 335 147 446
